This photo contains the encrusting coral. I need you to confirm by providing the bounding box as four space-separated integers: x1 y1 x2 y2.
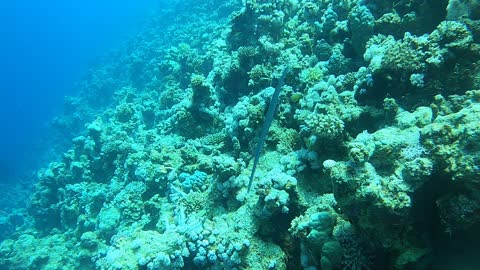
1 0 480 269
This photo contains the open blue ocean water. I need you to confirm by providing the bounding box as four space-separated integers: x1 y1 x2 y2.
0 0 158 184
0 0 479 269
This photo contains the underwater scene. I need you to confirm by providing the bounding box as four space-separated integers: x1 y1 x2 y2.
1 0 480 269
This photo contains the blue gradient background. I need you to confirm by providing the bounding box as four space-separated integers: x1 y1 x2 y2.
0 0 158 183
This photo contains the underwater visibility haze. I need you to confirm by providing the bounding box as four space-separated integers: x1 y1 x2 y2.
1 0 480 269
0 0 157 183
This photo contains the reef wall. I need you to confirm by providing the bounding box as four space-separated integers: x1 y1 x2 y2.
1 0 480 269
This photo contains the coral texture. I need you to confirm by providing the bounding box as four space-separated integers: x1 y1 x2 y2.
1 0 480 269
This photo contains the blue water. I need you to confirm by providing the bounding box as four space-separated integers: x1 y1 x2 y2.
0 0 158 183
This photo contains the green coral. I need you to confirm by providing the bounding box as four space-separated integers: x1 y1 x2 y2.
2 1 480 270
303 113 345 139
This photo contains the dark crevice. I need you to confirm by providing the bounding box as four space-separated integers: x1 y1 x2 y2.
410 171 480 269
255 194 305 269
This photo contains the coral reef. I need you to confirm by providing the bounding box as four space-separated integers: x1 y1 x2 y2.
1 0 480 269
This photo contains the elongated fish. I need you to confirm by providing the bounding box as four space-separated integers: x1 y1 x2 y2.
247 66 289 192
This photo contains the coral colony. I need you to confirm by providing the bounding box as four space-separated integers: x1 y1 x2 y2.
1 0 480 269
